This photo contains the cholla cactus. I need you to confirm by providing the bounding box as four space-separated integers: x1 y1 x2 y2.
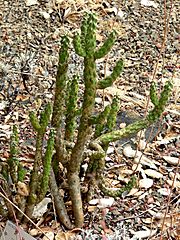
50 13 172 228
0 13 173 230
66 13 125 227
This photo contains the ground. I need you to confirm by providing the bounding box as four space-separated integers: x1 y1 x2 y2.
0 0 179 239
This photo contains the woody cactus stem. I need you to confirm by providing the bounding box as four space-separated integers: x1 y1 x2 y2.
24 103 52 221
49 35 74 229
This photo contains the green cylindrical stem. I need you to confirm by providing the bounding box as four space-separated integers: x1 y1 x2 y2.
80 13 88 47
85 13 97 55
158 81 173 108
150 82 159 106
147 80 173 122
52 36 70 128
39 129 54 202
8 125 19 184
95 105 111 138
94 30 117 59
73 34 86 57
39 103 52 132
29 112 41 131
65 75 79 141
97 81 172 146
97 118 150 146
27 103 52 212
106 96 120 132
1 164 8 181
18 164 26 182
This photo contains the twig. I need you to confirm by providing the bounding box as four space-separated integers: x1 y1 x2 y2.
0 186 23 240
0 191 51 240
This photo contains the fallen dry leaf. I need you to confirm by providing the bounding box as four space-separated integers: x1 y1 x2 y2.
17 182 29 197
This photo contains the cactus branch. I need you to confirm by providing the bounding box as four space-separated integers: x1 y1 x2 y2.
73 34 86 57
106 96 120 132
65 75 79 141
147 80 173 122
29 112 41 131
67 14 98 227
39 129 55 202
8 125 19 184
97 60 124 89
95 105 111 138
94 30 117 59
52 36 69 128
150 82 159 106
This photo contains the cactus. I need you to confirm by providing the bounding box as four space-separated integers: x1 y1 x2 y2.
24 103 53 221
0 13 172 229
47 13 173 228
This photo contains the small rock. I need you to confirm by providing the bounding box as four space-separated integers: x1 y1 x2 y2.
40 11 51 20
43 232 54 240
29 229 39 236
139 178 153 188
138 139 147 150
123 145 136 158
119 122 126 128
95 97 102 104
163 156 179 165
25 0 38 6
158 188 171 196
107 146 114 154
144 169 163 179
